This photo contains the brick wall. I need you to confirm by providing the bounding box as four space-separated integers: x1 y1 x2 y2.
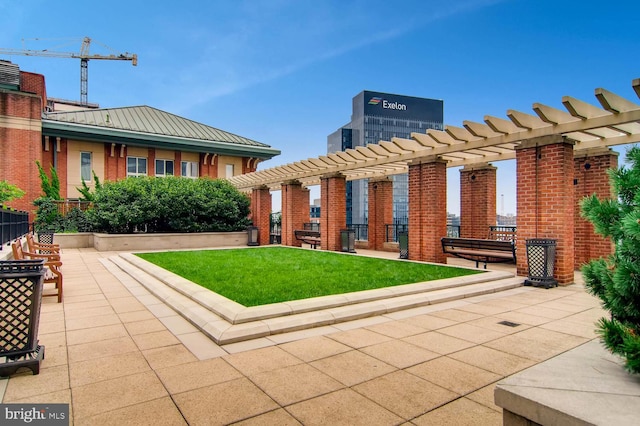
19 71 47 111
320 174 346 251
250 186 272 245
574 151 617 267
516 137 575 284
281 181 309 247
408 159 447 263
460 165 497 239
367 178 393 250
0 91 44 216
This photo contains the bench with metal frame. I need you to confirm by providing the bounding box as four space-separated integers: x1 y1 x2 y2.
441 237 516 269
294 229 321 249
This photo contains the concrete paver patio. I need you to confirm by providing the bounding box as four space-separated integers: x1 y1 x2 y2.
0 247 605 425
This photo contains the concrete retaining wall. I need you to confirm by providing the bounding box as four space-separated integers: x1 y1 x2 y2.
53 231 249 251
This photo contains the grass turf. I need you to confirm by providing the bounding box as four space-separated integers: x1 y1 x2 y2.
135 246 482 307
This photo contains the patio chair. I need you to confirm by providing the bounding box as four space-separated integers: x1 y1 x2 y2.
26 234 61 259
11 240 63 303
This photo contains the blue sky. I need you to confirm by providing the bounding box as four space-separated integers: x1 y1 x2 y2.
2 0 639 215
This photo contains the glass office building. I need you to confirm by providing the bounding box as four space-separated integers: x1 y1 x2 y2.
328 91 444 225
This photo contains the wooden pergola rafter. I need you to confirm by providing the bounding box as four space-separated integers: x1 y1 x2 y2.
229 78 640 191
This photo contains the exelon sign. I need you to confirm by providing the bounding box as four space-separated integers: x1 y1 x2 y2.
368 97 407 111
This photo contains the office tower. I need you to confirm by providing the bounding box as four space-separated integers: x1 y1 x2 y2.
328 91 443 225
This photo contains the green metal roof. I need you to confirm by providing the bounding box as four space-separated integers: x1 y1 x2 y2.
42 105 280 159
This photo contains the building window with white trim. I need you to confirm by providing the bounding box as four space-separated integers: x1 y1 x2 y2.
181 161 198 178
80 152 92 181
155 159 174 177
225 164 234 178
127 156 147 177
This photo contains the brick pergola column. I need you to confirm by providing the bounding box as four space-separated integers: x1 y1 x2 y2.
408 158 448 263
574 149 618 267
516 135 575 284
367 177 393 251
460 164 497 239
281 180 309 247
320 173 346 251
250 185 272 246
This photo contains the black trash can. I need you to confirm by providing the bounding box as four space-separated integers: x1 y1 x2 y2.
524 238 558 288
340 229 356 253
398 231 409 259
0 259 46 376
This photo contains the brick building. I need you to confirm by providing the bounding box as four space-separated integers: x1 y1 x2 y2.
0 61 280 216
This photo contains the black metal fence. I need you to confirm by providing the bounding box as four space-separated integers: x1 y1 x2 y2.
447 225 461 238
349 224 368 241
489 225 517 241
385 224 408 243
303 222 320 232
0 208 29 251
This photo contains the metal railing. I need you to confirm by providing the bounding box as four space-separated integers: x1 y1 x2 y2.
348 224 368 241
447 225 460 238
489 225 517 241
386 224 408 242
0 208 29 250
303 222 320 232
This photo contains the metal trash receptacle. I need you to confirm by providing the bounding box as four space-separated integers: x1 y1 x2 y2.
340 229 356 253
524 238 558 288
398 231 409 259
0 259 46 376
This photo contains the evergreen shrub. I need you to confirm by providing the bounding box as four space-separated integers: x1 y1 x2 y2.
581 145 640 374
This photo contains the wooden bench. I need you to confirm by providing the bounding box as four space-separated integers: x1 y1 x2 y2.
26 233 61 259
11 240 63 303
294 229 321 249
441 237 516 269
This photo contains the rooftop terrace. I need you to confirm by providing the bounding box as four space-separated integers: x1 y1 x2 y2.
0 247 604 425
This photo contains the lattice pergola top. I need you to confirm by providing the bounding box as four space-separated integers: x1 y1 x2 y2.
229 78 640 191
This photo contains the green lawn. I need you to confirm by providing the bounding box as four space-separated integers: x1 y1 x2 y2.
135 246 482 307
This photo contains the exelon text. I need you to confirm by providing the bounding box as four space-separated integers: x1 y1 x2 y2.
382 100 407 110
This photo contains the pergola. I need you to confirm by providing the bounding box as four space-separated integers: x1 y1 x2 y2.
230 79 640 190
229 78 640 284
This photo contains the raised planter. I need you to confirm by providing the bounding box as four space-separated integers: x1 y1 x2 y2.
495 340 640 425
53 231 249 251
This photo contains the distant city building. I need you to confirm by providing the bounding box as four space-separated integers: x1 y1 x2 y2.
328 91 443 225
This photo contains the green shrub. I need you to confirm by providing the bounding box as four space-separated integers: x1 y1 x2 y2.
0 180 25 204
33 197 64 233
581 145 640 374
86 176 251 233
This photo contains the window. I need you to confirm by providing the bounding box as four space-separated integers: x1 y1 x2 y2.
155 159 174 177
127 156 147 177
181 161 198 178
225 164 234 178
80 152 92 181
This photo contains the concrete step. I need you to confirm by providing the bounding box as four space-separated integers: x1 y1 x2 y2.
105 253 523 345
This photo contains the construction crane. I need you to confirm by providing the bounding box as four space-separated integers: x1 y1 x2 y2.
0 37 137 105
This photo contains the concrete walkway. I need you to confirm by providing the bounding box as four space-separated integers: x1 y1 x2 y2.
0 248 605 425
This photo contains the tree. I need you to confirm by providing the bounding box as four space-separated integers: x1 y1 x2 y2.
35 161 62 200
0 180 25 204
581 145 640 374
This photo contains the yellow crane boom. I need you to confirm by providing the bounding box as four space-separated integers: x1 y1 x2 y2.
0 37 137 105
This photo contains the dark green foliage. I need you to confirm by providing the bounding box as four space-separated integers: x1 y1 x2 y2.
33 197 64 233
86 176 251 234
581 145 640 374
77 171 102 202
35 161 62 200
